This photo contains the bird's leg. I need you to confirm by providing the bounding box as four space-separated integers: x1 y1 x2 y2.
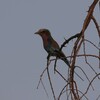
54 57 58 74
47 54 51 61
47 54 51 66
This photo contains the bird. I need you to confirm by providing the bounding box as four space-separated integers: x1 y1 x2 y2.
34 29 71 68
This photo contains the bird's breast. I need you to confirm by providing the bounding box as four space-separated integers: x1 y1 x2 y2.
41 36 51 52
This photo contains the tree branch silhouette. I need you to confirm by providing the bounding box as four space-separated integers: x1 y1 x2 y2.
37 0 100 100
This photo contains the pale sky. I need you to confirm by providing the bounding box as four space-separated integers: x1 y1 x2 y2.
0 0 100 100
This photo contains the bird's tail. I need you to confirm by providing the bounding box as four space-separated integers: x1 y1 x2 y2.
61 57 71 68
56 50 71 68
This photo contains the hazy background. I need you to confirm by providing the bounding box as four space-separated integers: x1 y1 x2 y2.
0 0 100 100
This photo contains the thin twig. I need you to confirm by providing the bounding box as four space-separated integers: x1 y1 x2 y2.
76 66 94 90
58 83 69 100
91 15 100 37
84 39 99 50
41 79 49 98
80 73 100 99
47 59 56 100
96 94 100 100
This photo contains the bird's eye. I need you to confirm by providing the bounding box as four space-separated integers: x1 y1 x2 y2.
42 30 46 33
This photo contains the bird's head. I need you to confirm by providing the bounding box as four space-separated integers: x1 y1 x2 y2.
34 29 51 37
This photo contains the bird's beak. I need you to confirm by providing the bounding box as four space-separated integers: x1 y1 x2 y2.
34 31 39 34
34 32 38 34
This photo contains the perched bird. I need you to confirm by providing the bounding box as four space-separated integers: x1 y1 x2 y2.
34 29 70 68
